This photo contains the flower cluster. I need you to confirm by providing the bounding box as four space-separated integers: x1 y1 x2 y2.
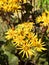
5 22 46 58
0 0 21 12
36 11 49 26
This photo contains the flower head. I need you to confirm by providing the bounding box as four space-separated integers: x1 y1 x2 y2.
17 42 34 58
36 11 49 26
34 39 47 52
0 0 21 12
5 22 47 58
5 28 17 40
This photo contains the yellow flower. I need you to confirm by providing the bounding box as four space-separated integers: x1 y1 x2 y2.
5 22 34 46
31 35 38 47
26 32 34 39
16 22 34 35
18 22 34 31
17 42 34 58
12 34 25 46
34 39 47 52
0 0 21 12
36 16 42 23
5 28 17 40
5 21 47 58
36 11 49 26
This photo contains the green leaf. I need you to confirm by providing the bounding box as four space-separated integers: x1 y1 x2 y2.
4 51 19 65
0 17 8 42
1 44 19 65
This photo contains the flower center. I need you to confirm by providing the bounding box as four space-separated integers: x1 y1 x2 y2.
36 44 41 48
24 46 29 51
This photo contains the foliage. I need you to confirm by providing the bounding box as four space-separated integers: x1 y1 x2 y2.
0 46 19 65
37 0 49 11
0 0 49 65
